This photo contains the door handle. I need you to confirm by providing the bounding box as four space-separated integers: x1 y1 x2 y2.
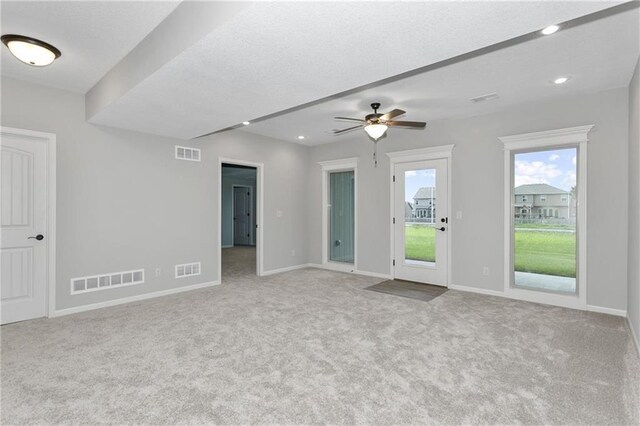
28 234 44 241
436 227 446 232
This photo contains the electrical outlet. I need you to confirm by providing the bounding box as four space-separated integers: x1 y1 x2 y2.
456 211 463 219
276 210 283 218
482 266 489 276
155 268 161 277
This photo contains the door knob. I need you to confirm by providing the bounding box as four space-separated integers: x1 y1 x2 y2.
28 234 44 241
436 227 446 232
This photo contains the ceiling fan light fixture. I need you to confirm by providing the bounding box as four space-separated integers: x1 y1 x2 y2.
364 124 388 141
1 34 61 66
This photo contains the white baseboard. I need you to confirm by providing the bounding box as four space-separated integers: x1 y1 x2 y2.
628 317 640 355
50 281 220 318
448 283 506 298
586 304 627 317
353 269 392 280
308 263 392 280
261 264 310 276
449 284 627 317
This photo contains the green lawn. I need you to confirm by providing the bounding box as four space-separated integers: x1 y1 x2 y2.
404 224 576 277
405 225 436 262
514 230 576 277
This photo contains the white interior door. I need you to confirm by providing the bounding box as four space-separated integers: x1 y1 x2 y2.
1 132 48 324
233 186 252 246
393 159 448 286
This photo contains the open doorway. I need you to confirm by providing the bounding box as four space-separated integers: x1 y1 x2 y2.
219 160 263 281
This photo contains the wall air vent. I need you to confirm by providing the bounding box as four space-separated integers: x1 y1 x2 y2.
470 92 499 103
71 269 144 295
175 145 201 162
175 262 201 278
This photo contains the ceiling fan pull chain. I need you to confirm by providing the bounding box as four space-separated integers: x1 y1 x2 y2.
373 141 378 168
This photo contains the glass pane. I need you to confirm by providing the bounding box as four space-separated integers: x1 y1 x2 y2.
513 147 577 293
329 171 354 263
405 168 436 263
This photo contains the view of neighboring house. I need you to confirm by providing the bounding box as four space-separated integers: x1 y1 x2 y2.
413 187 436 221
514 183 574 219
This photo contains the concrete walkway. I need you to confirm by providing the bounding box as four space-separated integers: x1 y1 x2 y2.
515 271 576 293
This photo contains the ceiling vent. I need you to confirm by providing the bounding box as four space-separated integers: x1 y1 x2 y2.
175 145 201 162
470 92 499 103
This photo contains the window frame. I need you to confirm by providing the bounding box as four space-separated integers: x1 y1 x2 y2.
500 125 592 310
319 158 358 272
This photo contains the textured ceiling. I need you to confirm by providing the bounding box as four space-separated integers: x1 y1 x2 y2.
85 1 622 139
243 6 640 146
0 1 180 93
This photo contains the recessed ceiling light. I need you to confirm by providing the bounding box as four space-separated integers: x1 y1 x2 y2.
1 34 61 66
242 121 250 125
541 25 559 35
553 76 570 85
297 136 305 140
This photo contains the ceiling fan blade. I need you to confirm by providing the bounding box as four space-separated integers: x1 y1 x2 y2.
332 125 364 134
379 109 406 121
386 120 426 128
334 116 366 123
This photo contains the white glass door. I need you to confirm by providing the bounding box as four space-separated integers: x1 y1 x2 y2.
393 159 448 286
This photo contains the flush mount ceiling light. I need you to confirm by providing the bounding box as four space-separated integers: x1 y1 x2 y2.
242 121 250 125
553 76 570 85
1 34 61 66
297 135 305 140
541 25 560 35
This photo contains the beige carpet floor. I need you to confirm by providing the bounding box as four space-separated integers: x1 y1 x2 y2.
1 246 638 425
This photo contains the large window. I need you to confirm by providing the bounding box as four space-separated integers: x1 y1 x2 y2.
512 147 577 293
501 125 591 308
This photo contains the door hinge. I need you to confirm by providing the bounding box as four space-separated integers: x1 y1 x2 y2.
393 259 395 266
392 175 395 182
392 217 395 224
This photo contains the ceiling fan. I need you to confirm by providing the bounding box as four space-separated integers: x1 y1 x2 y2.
333 102 426 141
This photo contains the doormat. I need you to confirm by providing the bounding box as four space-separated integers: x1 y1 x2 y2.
365 279 447 302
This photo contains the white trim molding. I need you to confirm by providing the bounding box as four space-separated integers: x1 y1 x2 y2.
386 144 455 286
500 125 593 310
218 158 264 280
308 264 392 280
499 125 594 150
450 283 626 317
1 126 57 318
261 264 310 276
52 281 219 318
320 157 359 271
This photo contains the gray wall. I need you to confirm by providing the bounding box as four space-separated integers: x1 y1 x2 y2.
628 57 640 343
308 87 630 311
221 166 256 247
1 77 308 311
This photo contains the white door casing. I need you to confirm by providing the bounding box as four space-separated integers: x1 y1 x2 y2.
387 145 454 287
393 159 449 286
1 127 56 324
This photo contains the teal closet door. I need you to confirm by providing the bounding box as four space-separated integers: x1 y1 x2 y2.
329 171 354 263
